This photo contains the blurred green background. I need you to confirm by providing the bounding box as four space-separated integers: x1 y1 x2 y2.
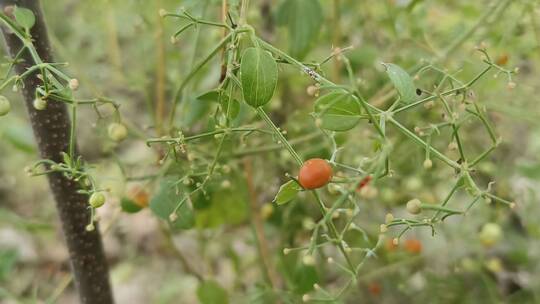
1 0 539 303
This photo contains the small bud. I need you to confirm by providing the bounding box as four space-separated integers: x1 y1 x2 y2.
423 101 434 109
0 96 11 116
69 78 79 90
85 224 95 232
313 283 320 290
283 248 291 255
479 222 502 247
392 238 399 246
88 192 106 208
260 203 274 219
510 202 516 209
302 255 315 265
315 118 322 128
406 198 422 215
33 98 47 111
108 122 128 142
158 8 167 17
221 180 231 189
327 257 334 264
170 36 178 44
182 178 192 186
302 294 310 302
385 213 394 224
221 164 231 174
485 257 503 273
448 141 458 151
507 81 516 90
379 224 388 233
169 213 178 222
423 159 432 169
306 85 318 96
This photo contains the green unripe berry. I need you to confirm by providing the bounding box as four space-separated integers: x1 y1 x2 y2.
108 122 128 142
33 98 47 111
479 223 502 247
89 192 106 208
0 96 10 116
406 198 422 215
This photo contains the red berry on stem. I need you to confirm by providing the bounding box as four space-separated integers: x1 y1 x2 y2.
298 158 333 189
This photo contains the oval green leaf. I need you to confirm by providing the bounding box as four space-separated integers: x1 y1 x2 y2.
314 91 362 131
197 280 229 304
120 198 143 214
240 47 278 108
14 7 35 30
277 0 323 59
197 90 240 119
150 177 194 230
383 63 416 104
273 180 302 205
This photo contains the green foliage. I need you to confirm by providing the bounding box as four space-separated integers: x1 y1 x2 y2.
277 0 323 59
314 91 362 131
195 177 248 228
14 6 35 30
383 63 417 104
197 280 229 304
150 177 195 230
240 47 278 108
273 180 302 205
120 198 143 214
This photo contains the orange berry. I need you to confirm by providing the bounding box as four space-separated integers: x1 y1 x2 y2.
495 53 509 66
298 158 333 189
404 239 422 254
129 186 149 208
367 282 381 296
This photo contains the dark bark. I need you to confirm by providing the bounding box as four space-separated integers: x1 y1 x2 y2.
0 1 114 303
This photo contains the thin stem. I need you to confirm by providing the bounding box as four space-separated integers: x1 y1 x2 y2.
168 32 233 129
387 117 460 169
256 107 303 165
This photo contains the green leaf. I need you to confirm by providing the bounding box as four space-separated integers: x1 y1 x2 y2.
277 0 323 59
196 90 220 102
0 121 35 153
197 280 229 304
383 63 416 104
220 96 240 120
120 198 143 214
273 180 302 205
293 264 318 294
14 7 35 30
149 177 194 230
197 90 240 119
240 47 278 108
314 91 362 131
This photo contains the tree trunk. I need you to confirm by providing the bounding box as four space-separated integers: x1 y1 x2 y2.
0 1 114 303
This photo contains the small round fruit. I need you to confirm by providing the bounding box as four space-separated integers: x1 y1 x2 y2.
108 122 128 142
298 158 333 189
479 222 502 247
69 78 79 90
89 192 106 208
404 239 422 254
33 98 47 110
367 282 382 296
129 186 149 208
0 96 10 116
406 198 422 215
